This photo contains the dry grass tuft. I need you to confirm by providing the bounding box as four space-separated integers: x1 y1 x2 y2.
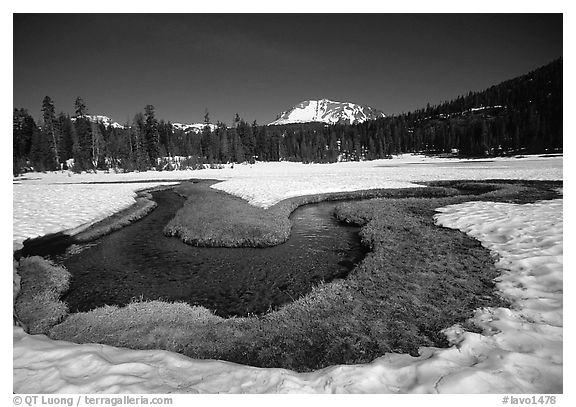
15 256 71 334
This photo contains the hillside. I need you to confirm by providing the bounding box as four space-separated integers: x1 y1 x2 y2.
13 59 562 174
72 115 125 129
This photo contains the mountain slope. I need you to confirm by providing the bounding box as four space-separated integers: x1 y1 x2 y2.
72 115 125 129
269 99 385 126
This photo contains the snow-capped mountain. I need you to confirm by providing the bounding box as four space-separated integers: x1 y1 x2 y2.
73 115 125 129
172 123 217 133
268 99 386 126
71 115 218 133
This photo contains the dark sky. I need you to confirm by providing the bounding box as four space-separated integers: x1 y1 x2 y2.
13 14 562 125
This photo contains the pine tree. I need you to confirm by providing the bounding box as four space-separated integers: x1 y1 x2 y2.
201 109 213 161
13 109 38 175
57 113 74 166
72 97 93 172
209 125 220 163
74 97 87 117
218 122 229 163
90 121 106 169
41 96 60 169
144 105 160 165
132 112 151 171
157 120 172 156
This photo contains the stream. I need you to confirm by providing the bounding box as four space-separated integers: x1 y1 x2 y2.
47 188 367 317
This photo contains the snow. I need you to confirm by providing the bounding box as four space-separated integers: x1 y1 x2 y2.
12 154 564 394
271 100 321 125
12 182 179 251
72 115 125 129
171 123 217 133
469 105 504 112
268 98 385 125
433 199 563 392
13 155 563 217
208 155 562 208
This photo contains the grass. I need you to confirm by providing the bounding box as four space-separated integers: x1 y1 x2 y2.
164 181 292 247
47 180 562 372
14 256 71 334
164 179 460 247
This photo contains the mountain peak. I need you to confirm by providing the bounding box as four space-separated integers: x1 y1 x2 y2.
268 99 385 126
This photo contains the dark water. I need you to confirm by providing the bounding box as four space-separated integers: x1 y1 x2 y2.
58 189 367 317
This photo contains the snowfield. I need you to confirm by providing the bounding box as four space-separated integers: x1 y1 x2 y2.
12 182 179 251
12 154 563 249
12 154 563 394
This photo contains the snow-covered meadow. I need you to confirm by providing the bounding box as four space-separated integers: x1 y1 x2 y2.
12 182 179 250
12 154 563 394
13 154 562 248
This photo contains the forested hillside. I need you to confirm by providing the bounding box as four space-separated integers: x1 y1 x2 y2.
13 59 562 175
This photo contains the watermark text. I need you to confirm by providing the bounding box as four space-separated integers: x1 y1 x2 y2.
502 396 556 405
13 395 173 407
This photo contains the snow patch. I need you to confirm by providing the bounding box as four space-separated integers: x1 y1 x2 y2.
13 182 178 250
72 115 125 129
171 123 217 133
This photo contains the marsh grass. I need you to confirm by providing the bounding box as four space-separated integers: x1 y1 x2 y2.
164 180 459 247
164 181 292 247
15 256 71 334
47 180 561 371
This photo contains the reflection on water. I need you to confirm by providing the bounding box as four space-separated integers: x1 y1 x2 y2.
59 190 366 317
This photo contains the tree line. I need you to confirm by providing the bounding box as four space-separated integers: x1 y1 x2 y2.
13 59 562 176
